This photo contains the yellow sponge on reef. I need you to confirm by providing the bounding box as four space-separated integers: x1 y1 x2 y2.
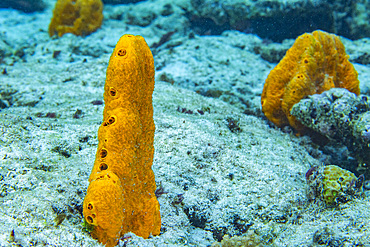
49 0 103 37
261 30 360 134
83 171 125 246
83 34 160 247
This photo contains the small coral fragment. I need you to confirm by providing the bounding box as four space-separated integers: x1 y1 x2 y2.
211 232 263 247
306 165 363 205
261 30 360 134
322 165 359 204
49 0 103 37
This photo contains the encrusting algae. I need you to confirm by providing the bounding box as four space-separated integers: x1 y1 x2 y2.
261 30 360 134
83 34 161 246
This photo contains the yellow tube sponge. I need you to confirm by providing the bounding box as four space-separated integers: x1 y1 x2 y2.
83 34 160 246
83 171 125 246
261 30 360 134
48 0 103 37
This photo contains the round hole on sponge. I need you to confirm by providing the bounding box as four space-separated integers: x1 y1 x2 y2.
109 87 117 97
99 163 108 171
100 148 108 158
107 116 116 125
117 49 126 56
86 216 94 224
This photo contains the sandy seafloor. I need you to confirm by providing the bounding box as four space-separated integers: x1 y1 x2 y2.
0 0 370 246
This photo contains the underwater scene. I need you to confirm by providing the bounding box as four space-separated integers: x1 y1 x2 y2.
0 0 370 246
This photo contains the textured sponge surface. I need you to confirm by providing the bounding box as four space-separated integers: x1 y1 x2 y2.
83 34 160 246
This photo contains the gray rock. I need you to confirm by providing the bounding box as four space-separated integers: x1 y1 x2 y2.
291 88 370 176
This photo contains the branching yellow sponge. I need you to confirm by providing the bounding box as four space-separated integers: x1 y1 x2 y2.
83 34 161 247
